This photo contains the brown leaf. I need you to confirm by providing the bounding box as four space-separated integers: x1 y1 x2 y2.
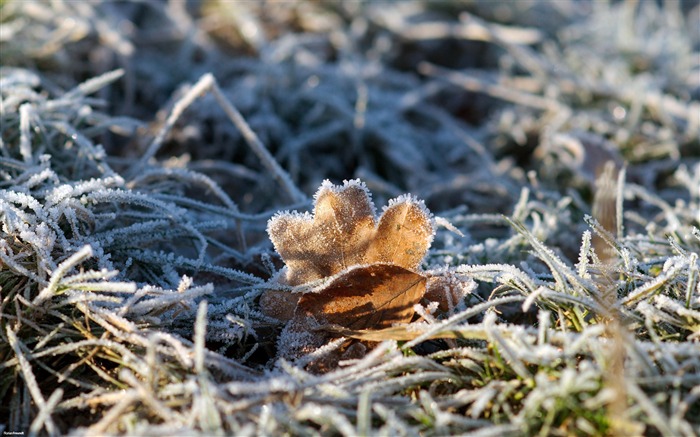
366 196 434 270
267 180 377 286
295 264 426 330
267 212 326 285
317 323 491 342
592 160 619 265
313 182 376 274
262 179 435 329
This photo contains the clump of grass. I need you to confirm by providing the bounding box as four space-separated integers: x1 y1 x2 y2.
1 0 699 435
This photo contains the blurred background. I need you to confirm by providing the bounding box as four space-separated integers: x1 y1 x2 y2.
1 0 699 260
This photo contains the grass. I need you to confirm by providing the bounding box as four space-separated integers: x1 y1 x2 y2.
1 0 699 435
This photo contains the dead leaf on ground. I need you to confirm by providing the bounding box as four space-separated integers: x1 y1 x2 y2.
261 179 434 323
266 181 377 286
266 180 433 286
259 179 446 370
296 264 426 330
365 197 434 269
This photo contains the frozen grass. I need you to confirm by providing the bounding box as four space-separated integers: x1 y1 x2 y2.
1 0 699 435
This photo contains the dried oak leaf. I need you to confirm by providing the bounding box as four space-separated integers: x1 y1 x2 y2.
274 263 427 372
260 179 435 323
296 264 426 330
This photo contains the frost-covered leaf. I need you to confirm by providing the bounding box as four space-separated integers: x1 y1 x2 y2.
296 264 426 331
261 180 437 369
267 179 376 286
267 179 434 286
366 194 435 270
591 160 621 266
262 178 435 322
